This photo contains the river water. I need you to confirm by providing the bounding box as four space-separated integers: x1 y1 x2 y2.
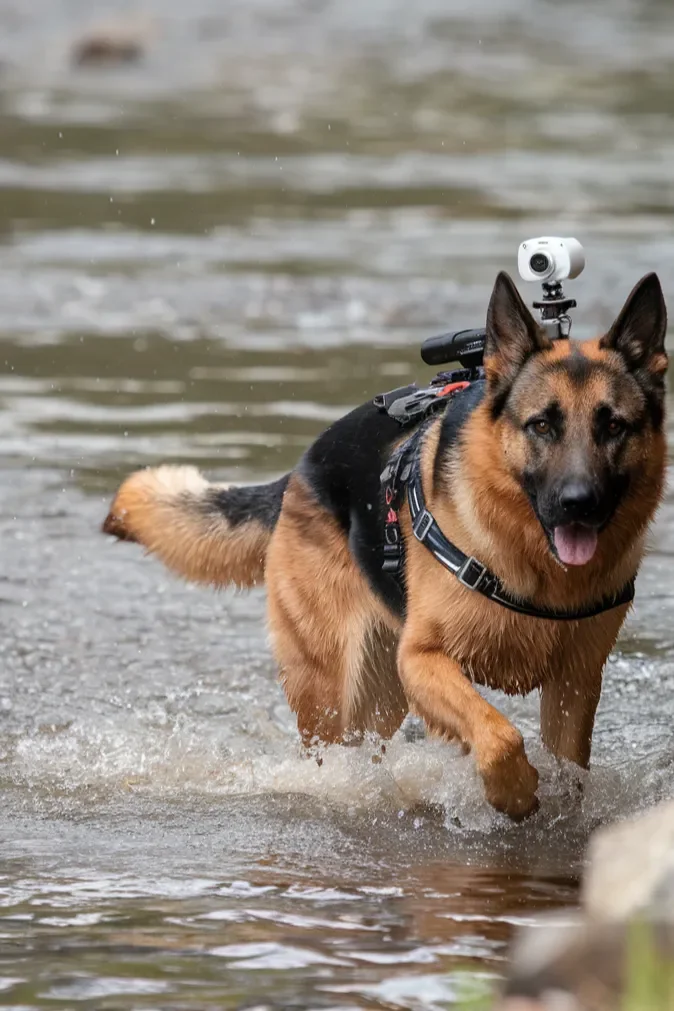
1 1 674 1008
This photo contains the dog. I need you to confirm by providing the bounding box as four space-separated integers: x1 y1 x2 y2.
102 271 668 819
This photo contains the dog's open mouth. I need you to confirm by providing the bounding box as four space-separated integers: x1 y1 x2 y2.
553 524 598 566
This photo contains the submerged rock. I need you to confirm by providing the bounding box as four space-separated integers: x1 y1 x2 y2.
71 20 152 67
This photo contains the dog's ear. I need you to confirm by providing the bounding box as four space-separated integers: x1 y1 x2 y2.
600 273 668 376
484 271 551 408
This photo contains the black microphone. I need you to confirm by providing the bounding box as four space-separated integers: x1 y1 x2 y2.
420 328 487 368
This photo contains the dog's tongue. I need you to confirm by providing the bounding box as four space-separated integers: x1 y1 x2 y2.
553 524 598 566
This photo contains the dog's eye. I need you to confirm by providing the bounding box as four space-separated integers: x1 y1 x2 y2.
531 419 551 436
607 417 626 438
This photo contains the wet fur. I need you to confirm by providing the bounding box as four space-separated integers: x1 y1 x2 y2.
103 273 668 820
102 465 288 587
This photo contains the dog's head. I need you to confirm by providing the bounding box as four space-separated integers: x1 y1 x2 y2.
484 271 668 567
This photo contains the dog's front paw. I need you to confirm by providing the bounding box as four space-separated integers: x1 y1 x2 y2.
479 733 540 821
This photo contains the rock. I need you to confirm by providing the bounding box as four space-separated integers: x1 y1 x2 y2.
495 1000 558 1011
583 799 674 922
498 915 674 1010
495 801 674 1009
71 19 152 67
496 996 577 1011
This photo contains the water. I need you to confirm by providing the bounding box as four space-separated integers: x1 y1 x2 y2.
1 0 674 1006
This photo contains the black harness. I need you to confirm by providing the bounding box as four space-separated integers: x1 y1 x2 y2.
377 374 636 622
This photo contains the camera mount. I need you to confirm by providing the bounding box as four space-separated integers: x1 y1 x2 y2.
532 280 576 340
420 236 584 369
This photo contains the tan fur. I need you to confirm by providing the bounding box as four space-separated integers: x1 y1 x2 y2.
102 465 269 587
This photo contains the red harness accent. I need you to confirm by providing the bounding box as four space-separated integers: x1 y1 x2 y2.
436 380 471 397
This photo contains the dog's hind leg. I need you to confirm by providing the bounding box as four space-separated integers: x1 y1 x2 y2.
265 475 407 746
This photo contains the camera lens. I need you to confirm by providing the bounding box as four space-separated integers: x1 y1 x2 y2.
529 252 551 275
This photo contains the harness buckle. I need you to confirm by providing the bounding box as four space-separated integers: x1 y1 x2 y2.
456 556 488 592
382 540 402 573
412 509 433 542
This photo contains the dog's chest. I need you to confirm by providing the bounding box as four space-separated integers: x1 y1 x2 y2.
453 618 572 696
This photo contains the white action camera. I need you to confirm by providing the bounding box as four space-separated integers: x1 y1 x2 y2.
517 236 585 284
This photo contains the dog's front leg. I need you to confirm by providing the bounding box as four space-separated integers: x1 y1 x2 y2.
540 611 626 768
398 636 539 820
540 667 603 768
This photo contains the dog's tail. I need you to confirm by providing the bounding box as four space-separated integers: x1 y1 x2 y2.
102 465 289 588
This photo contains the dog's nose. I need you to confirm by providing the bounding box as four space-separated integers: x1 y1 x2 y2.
558 480 599 521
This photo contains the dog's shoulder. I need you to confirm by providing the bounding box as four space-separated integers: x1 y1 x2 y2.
433 379 487 485
299 380 488 524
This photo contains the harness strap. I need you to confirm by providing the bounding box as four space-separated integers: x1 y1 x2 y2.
405 434 636 621
378 370 479 583
380 439 415 578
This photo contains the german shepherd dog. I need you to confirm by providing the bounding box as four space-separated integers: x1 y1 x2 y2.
103 272 668 819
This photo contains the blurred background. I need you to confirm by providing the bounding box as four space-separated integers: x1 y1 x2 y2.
2 0 674 489
1 2 674 1009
